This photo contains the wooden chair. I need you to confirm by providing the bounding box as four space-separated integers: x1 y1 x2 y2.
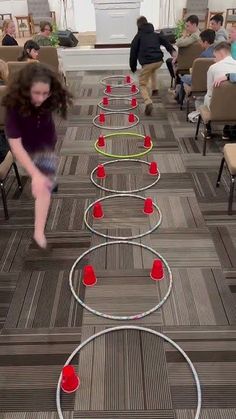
0 86 22 219
27 0 56 34
225 9 236 28
176 42 204 76
216 144 236 214
0 46 23 63
195 82 236 156
7 61 29 81
182 0 209 29
183 58 214 119
38 46 59 74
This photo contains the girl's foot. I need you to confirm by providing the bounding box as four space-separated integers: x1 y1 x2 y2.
33 234 48 250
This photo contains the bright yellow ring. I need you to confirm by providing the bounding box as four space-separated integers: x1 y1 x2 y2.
94 131 153 159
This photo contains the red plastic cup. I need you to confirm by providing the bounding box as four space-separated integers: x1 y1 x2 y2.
97 135 105 147
143 197 154 214
125 75 131 83
61 365 80 393
128 113 135 123
149 161 158 175
83 265 97 287
93 202 104 219
144 135 152 149
131 84 137 93
97 164 106 179
99 113 105 124
106 85 112 93
102 97 109 106
131 98 137 107
150 259 164 281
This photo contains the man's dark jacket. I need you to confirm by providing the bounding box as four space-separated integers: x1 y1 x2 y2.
130 23 175 72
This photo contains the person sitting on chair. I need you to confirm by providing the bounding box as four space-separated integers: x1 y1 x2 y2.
33 21 53 47
209 14 228 43
1 20 18 46
17 40 40 62
203 42 236 140
0 60 8 85
177 29 216 106
166 15 200 88
229 25 236 59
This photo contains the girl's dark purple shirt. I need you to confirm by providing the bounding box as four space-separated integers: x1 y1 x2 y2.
5 106 57 154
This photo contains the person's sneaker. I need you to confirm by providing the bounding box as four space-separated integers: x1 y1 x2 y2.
152 89 159 96
188 110 200 123
222 132 230 140
168 87 176 95
145 103 153 116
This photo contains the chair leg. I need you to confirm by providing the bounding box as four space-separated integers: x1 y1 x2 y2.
216 157 225 187
186 98 190 122
195 115 201 140
203 135 207 156
12 162 22 190
228 176 235 215
0 182 9 220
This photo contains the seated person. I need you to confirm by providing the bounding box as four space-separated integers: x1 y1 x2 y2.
229 26 236 59
204 42 236 139
33 21 53 46
174 29 215 103
209 14 228 43
17 40 40 62
167 15 200 88
2 20 18 46
0 59 8 85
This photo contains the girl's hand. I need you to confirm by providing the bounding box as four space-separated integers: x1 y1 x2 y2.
31 172 52 198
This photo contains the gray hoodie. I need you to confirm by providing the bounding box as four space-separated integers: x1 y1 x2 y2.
215 28 228 42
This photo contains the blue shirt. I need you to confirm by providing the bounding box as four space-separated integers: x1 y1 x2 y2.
200 45 214 58
229 73 236 82
231 42 236 60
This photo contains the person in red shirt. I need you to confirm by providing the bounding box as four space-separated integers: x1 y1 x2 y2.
4 63 72 250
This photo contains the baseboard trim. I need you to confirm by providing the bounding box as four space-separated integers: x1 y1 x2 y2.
95 43 131 49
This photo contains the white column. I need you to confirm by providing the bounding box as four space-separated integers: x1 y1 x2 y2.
92 0 143 45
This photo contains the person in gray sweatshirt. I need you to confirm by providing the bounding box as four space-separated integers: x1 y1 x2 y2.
210 14 228 42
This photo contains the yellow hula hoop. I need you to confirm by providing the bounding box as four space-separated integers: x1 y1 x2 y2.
94 131 153 159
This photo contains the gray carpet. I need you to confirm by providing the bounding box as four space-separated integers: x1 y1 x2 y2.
0 69 236 418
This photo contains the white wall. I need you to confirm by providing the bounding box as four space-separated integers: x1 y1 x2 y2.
0 0 236 33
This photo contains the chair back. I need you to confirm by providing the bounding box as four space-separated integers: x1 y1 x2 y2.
0 86 7 128
27 0 51 19
7 61 29 81
0 46 23 63
177 42 204 73
191 58 215 92
38 47 59 73
210 82 236 121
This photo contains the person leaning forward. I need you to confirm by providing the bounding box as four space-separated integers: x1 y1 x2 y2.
129 16 176 116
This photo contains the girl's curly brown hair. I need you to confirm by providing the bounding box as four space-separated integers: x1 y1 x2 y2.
2 62 73 118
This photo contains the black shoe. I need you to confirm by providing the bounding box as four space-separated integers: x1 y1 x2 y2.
152 89 159 96
145 103 153 116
